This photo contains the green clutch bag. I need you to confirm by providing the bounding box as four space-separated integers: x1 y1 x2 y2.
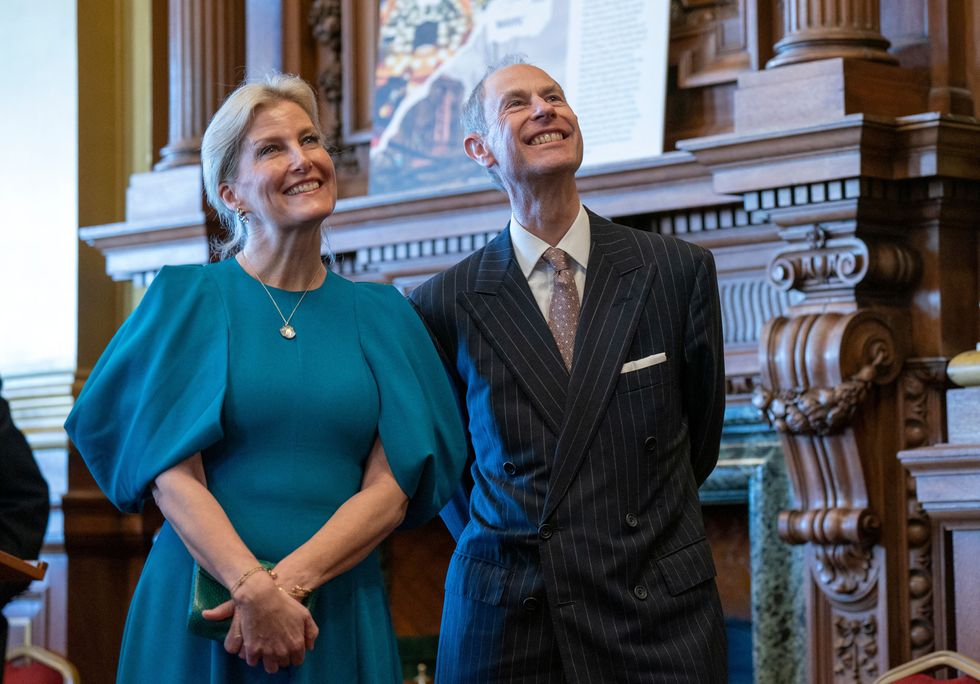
187 561 317 641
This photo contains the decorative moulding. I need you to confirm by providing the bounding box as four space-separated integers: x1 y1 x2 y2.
679 114 980 196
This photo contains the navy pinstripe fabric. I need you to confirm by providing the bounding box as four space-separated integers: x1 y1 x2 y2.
410 211 727 683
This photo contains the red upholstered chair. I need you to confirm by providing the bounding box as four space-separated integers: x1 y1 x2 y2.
4 644 80 684
874 650 980 684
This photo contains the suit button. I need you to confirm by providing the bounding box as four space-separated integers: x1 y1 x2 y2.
538 523 554 540
633 585 648 600
625 513 638 528
503 461 517 475
522 596 539 612
644 436 657 452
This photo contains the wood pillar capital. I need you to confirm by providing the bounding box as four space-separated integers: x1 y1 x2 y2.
767 0 896 69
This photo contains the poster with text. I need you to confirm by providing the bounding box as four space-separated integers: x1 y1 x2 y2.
369 0 670 196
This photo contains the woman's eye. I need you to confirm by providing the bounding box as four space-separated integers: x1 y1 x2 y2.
258 144 278 156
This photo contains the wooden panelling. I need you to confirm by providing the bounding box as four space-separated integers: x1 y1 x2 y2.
703 505 752 621
386 519 455 637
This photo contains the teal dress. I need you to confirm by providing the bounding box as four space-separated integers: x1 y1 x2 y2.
65 258 467 683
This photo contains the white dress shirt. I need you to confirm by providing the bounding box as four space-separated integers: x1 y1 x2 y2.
509 204 591 322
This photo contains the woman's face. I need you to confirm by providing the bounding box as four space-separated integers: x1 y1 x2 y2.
222 100 337 232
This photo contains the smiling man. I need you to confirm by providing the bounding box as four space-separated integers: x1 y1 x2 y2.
411 58 728 683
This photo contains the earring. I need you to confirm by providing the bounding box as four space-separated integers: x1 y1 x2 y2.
235 207 249 225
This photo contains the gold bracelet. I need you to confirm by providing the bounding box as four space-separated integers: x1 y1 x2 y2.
288 585 312 602
231 565 267 594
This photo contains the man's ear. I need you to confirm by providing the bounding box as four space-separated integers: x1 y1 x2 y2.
464 133 496 169
218 183 239 213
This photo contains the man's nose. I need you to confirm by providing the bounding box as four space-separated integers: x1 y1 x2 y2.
530 97 557 118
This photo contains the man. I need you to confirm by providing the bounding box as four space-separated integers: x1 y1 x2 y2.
411 59 727 682
0 376 49 672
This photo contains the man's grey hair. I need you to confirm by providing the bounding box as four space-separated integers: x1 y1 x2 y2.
459 54 528 187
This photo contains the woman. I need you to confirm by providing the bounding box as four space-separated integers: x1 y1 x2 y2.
65 74 466 682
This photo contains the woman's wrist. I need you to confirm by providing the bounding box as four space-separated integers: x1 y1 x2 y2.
230 564 278 602
271 561 318 604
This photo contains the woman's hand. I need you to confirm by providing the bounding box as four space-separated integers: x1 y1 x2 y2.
204 571 318 673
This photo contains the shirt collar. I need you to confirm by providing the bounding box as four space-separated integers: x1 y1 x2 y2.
509 204 591 279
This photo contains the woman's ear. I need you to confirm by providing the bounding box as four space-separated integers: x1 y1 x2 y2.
218 183 239 213
463 133 496 170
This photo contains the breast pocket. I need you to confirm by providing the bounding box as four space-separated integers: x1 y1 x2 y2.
615 358 669 395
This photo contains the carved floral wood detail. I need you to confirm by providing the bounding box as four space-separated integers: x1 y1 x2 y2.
898 361 947 659
309 0 359 172
834 615 880 682
755 308 901 626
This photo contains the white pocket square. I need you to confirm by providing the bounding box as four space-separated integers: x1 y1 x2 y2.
621 352 667 374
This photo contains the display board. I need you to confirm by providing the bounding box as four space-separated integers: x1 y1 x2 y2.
370 0 670 195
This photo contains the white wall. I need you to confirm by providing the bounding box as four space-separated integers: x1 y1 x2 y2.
0 1 78 376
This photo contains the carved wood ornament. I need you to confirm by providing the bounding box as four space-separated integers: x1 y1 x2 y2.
897 360 947 660
753 261 909 681
310 0 360 173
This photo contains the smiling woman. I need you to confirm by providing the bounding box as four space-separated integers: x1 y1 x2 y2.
64 73 468 684
201 75 335 268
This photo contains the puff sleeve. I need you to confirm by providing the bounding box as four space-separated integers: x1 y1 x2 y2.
354 283 467 529
65 265 228 513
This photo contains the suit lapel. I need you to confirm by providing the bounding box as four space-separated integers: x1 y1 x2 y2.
459 228 568 436
541 214 657 523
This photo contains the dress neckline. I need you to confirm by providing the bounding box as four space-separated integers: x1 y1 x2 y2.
227 254 330 294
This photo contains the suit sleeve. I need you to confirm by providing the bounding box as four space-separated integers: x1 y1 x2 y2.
409 282 474 542
683 249 725 485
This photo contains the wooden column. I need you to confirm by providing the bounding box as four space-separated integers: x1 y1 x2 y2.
768 0 896 68
80 1 247 283
927 0 975 115
156 0 246 170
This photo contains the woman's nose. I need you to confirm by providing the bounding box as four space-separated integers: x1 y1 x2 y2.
290 147 312 172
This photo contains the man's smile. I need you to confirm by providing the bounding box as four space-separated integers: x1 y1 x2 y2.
528 132 567 145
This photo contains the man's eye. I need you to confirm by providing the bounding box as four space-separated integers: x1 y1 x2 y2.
302 134 320 145
506 100 524 109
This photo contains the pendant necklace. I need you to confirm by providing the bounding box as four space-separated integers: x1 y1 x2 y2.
240 252 322 340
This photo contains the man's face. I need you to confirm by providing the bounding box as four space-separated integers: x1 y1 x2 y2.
466 64 584 189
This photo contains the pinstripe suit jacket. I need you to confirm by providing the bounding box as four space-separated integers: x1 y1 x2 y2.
410 211 727 683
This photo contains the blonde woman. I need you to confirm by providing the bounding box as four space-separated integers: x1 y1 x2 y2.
66 74 466 682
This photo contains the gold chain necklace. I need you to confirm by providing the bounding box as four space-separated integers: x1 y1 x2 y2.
240 252 322 340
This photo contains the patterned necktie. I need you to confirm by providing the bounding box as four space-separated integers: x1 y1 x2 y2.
541 247 580 370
